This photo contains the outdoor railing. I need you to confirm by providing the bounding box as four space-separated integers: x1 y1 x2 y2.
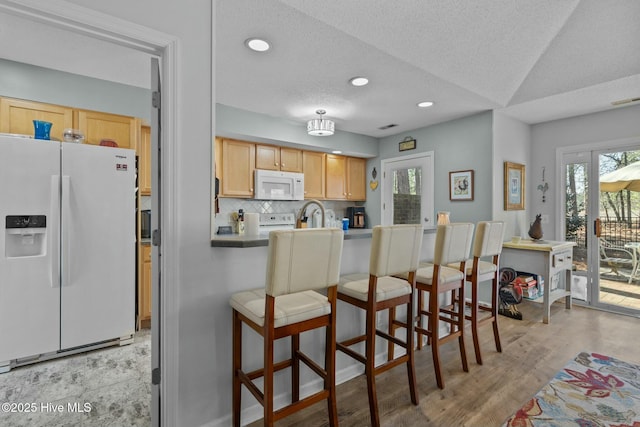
566 215 640 248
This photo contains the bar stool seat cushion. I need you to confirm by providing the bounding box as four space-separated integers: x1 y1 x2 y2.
230 288 330 328
398 262 464 284
447 260 498 276
338 273 412 302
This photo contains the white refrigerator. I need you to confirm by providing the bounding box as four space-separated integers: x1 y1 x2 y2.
0 134 135 369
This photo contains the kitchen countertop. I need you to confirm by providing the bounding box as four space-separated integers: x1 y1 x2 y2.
211 227 435 248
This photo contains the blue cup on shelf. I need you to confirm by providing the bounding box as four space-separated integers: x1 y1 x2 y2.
33 120 53 140
342 218 349 231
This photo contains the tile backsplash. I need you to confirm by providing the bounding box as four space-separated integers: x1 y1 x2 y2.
216 198 357 231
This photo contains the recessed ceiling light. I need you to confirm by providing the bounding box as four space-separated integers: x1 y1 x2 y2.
245 38 270 52
417 101 434 108
332 150 342 154
349 77 369 87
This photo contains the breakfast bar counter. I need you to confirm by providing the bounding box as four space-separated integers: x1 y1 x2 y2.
211 228 435 248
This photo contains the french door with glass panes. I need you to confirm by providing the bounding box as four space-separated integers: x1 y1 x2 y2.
561 146 640 316
381 152 434 226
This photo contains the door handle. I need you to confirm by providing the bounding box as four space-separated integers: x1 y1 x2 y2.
594 218 601 237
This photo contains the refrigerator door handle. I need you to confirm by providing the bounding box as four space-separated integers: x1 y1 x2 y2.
50 175 60 288
61 175 70 287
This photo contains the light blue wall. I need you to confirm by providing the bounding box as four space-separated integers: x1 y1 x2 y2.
368 111 494 226
531 104 640 239
0 58 151 121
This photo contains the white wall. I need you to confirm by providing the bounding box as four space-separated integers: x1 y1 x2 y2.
530 104 640 238
492 112 531 239
50 1 216 425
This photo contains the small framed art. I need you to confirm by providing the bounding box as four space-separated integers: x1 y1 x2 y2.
504 161 525 210
449 170 474 201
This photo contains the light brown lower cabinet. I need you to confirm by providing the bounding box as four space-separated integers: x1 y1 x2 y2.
138 244 152 329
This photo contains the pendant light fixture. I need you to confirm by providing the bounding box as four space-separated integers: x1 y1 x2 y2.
307 109 335 136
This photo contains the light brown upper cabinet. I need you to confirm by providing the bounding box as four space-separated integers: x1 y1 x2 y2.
347 157 367 201
326 154 347 200
74 110 139 149
256 144 303 172
0 97 73 141
220 138 255 197
326 154 366 201
139 125 151 196
302 151 326 199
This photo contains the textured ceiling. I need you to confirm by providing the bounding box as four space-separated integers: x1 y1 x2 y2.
217 0 640 137
1 1 638 139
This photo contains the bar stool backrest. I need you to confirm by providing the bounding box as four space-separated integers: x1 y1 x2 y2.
433 223 475 266
266 228 344 297
370 224 423 277
473 221 505 258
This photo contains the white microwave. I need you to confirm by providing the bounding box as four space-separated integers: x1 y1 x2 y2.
254 169 305 201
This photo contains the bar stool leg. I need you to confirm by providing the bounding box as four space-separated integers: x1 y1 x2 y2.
471 275 483 365
456 287 469 373
406 294 418 405
232 310 242 427
292 334 300 402
429 285 444 389
365 298 380 426
326 287 338 427
491 273 502 353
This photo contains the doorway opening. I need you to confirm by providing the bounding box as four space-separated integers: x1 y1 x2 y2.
0 3 180 426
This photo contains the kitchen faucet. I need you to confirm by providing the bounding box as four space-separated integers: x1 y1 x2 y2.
297 199 325 228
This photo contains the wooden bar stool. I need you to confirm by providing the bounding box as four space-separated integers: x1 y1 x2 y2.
414 222 474 389
230 228 344 427
464 221 505 365
337 224 423 427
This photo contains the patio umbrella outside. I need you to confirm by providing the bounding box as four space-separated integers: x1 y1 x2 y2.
600 161 640 192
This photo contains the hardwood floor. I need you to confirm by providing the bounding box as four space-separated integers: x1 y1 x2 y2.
247 301 640 427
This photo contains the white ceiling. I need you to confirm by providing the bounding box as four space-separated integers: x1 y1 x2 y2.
216 0 640 137
1 1 639 139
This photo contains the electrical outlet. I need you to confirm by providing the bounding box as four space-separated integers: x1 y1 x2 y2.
541 214 549 224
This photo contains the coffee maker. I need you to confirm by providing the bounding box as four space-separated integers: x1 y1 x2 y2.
346 207 366 229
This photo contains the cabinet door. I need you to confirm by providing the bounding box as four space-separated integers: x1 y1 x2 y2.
280 147 303 172
303 151 325 199
0 97 73 141
347 157 367 201
140 125 151 195
326 154 347 200
221 139 255 197
74 110 138 149
256 144 280 170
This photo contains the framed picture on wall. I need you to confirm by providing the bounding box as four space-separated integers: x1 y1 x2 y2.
504 161 525 210
449 170 474 201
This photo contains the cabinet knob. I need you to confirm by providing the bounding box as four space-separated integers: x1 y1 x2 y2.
275 162 279 166
281 163 285 167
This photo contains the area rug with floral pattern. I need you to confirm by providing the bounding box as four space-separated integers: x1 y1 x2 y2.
503 352 640 427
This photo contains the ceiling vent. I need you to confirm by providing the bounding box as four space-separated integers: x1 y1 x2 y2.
378 124 398 130
611 97 640 106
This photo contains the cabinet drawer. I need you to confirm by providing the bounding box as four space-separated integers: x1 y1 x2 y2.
552 249 572 269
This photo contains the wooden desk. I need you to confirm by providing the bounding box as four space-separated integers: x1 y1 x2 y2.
500 240 576 324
